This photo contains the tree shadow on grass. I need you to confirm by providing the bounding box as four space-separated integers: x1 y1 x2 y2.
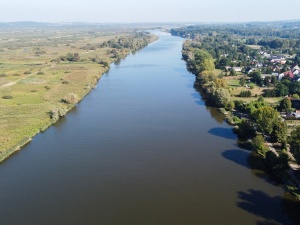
237 189 293 225
208 127 237 140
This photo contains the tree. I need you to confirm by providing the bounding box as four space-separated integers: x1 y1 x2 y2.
230 69 236 76
252 134 268 157
271 120 287 146
211 88 231 108
274 83 289 97
215 78 227 88
271 76 277 85
235 119 255 138
239 77 246 86
191 49 215 74
288 126 300 164
278 97 292 113
252 106 280 134
250 71 262 86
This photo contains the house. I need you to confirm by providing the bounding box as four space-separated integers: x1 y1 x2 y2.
292 65 300 71
247 68 259 74
293 70 300 75
232 67 242 72
269 55 286 63
255 63 263 68
278 73 285 81
284 71 294 79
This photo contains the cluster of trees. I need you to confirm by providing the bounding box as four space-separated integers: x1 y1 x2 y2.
58 52 81 62
264 78 300 97
182 42 234 109
240 90 251 97
100 32 151 51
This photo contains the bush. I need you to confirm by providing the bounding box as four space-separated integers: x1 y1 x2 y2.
24 71 31 75
240 90 251 97
62 93 79 104
0 74 7 77
13 73 21 76
2 95 13 99
37 71 45 75
62 81 69 84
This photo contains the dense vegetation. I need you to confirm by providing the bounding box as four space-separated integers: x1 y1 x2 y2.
172 22 300 198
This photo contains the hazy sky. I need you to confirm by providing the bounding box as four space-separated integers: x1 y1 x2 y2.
1 0 300 23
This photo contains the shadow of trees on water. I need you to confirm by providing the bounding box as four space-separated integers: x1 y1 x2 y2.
237 189 300 225
208 127 237 140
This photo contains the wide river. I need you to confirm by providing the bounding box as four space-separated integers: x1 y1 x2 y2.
0 31 299 225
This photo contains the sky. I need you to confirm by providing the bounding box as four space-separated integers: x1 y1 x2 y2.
1 0 300 23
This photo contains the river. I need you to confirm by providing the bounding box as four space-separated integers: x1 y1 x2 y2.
0 31 299 225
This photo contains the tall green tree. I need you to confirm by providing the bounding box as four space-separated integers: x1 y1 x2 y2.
278 97 292 113
191 49 215 74
239 77 246 86
252 106 280 134
252 134 268 157
288 126 300 164
271 120 287 146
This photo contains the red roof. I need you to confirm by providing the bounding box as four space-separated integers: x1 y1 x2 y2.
284 71 294 79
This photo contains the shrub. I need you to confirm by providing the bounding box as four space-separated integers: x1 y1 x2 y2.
0 74 7 77
62 93 79 104
49 107 67 120
13 73 21 76
62 81 69 84
240 90 251 97
24 71 31 75
2 95 13 99
37 71 45 75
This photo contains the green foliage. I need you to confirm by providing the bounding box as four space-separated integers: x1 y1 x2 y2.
191 49 215 74
229 69 236 76
252 134 268 157
249 71 262 86
209 87 231 108
271 120 287 145
239 77 246 86
235 119 255 138
252 106 280 134
278 97 292 112
288 126 300 164
2 95 13 99
240 90 251 97
265 151 290 172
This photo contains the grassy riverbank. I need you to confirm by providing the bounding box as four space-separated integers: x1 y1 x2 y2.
0 26 158 162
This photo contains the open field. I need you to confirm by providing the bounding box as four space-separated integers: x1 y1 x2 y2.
0 26 158 161
224 75 282 105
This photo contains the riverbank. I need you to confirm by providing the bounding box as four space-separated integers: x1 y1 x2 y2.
181 41 300 200
0 28 158 162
